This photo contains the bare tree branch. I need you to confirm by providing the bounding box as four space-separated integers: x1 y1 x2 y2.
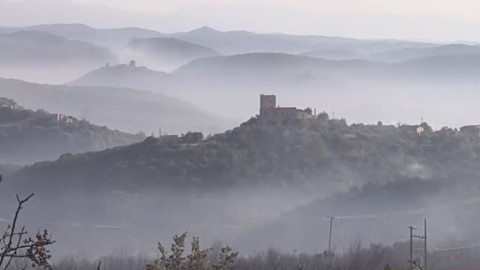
0 177 54 270
4 226 26 270
0 193 33 267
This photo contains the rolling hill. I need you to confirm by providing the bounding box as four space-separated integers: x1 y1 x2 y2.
68 53 386 121
127 37 218 71
10 115 480 194
169 26 436 55
71 53 353 91
0 97 144 165
0 23 162 48
392 54 480 82
0 24 449 84
0 24 437 56
168 53 386 117
170 52 386 90
168 26 357 54
300 48 364 61
69 50 480 128
0 31 116 66
67 51 480 125
0 78 230 135
236 173 480 253
301 44 480 64
171 51 480 87
371 44 480 63
0 30 118 83
7 114 480 256
172 52 380 77
68 64 169 90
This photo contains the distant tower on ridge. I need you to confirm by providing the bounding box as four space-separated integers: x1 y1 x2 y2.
260 94 276 115
258 94 312 120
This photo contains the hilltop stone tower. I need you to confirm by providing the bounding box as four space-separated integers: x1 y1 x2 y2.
259 94 313 120
260 94 276 114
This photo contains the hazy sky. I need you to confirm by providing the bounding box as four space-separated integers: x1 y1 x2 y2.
2 0 480 41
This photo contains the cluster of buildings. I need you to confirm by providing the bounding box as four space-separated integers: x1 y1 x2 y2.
259 94 313 121
257 94 480 137
56 114 75 125
459 125 480 137
398 123 480 137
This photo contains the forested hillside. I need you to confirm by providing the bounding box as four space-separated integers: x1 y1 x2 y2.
12 114 480 193
7 109 480 258
0 98 144 164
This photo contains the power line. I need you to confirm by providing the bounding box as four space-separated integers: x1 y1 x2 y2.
425 244 480 252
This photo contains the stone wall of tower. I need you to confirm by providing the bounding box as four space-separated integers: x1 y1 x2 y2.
260 94 276 115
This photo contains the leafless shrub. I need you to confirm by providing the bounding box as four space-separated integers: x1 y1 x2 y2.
0 175 54 270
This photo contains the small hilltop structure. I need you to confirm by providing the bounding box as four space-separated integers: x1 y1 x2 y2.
259 94 313 121
459 125 480 136
56 114 75 125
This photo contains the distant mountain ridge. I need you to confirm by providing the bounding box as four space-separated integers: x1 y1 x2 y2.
370 43 480 62
1 24 438 55
67 51 480 124
0 23 163 48
300 49 364 61
4 24 480 129
67 53 386 121
172 53 380 76
168 26 436 55
0 30 116 66
0 29 119 83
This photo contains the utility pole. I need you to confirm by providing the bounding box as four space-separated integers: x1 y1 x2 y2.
408 219 427 270
408 226 416 269
327 216 336 255
424 218 427 270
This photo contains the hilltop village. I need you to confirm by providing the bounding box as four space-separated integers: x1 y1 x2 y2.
257 94 480 137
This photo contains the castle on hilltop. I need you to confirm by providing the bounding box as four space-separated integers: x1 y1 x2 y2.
259 94 313 120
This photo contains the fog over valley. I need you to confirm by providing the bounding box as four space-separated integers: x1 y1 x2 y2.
2 4 480 269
